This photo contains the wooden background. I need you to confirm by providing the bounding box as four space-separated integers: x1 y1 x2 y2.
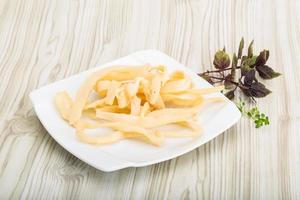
0 0 299 199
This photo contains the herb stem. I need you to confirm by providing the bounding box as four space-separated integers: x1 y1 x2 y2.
199 66 241 75
209 76 240 86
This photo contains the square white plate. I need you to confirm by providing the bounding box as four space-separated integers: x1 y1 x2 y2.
30 50 241 172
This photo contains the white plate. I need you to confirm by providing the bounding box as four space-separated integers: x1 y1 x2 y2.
30 50 241 172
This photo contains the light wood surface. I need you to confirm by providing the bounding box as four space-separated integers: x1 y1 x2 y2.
0 0 299 199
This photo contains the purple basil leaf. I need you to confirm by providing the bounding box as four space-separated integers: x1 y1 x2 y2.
256 65 281 79
244 69 256 86
242 82 271 98
256 50 270 66
200 74 214 84
224 74 235 90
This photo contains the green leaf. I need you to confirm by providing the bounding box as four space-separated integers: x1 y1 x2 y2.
242 56 257 67
255 65 281 79
241 65 252 76
255 123 262 128
235 99 247 114
265 117 270 125
241 55 248 63
238 37 244 59
213 50 231 69
231 53 237 79
254 113 270 128
248 40 254 58
247 111 252 117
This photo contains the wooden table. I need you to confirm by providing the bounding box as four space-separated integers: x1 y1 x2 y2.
0 0 299 199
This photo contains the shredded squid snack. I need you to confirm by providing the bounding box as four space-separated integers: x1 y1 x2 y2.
54 65 224 146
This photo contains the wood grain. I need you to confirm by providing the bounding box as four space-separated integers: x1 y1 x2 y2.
0 0 299 199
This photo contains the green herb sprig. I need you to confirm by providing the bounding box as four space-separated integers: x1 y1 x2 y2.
235 99 270 128
198 38 281 128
